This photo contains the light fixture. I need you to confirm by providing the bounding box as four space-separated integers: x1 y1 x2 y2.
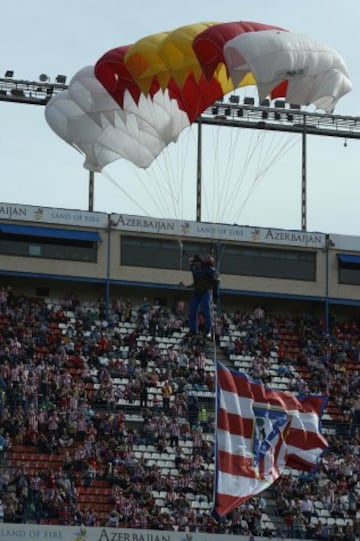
229 95 239 104
260 98 270 107
39 73 50 82
55 74 67 84
274 99 286 108
11 88 25 97
5 70 14 78
244 97 255 105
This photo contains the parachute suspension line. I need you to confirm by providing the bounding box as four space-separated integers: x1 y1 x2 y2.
211 292 217 366
143 125 197 220
233 140 285 220
210 236 225 368
178 239 184 271
114 150 182 219
208 124 239 221
146 150 180 219
216 125 253 222
126 106 177 218
104 130 180 218
254 128 289 175
152 147 180 218
101 169 151 216
232 134 299 222
218 129 263 221
178 125 197 220
218 130 298 223
202 124 243 223
202 125 234 222
162 125 196 220
143 153 180 218
246 133 299 201
171 125 195 220
179 125 197 220
202 124 220 223
128 130 190 219
222 127 243 220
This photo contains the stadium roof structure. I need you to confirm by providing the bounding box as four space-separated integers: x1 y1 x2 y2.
1 74 360 229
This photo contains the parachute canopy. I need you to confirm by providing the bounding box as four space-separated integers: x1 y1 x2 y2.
45 20 352 172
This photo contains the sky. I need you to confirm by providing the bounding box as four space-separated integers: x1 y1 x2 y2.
1 0 360 236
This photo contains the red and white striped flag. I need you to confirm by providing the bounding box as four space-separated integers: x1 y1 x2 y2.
213 362 328 518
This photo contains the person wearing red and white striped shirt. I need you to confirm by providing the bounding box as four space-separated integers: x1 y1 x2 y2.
166 489 178 507
10 365 20 385
176 472 193 492
194 351 206 371
129 515 141 528
113 488 126 509
155 413 168 439
192 426 203 452
27 408 38 433
173 396 187 418
137 511 149 529
119 498 135 520
29 473 42 494
168 420 180 447
76 414 87 441
37 408 48 433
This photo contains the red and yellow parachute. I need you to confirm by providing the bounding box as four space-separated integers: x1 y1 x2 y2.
45 21 351 172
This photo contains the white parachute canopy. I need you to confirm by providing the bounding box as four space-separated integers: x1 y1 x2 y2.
45 23 352 175
44 21 352 222
45 65 190 172
224 30 352 113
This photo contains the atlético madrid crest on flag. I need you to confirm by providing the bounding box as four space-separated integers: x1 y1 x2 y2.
252 407 290 477
213 362 328 519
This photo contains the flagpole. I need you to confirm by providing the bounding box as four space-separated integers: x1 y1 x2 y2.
211 292 219 517
212 292 217 365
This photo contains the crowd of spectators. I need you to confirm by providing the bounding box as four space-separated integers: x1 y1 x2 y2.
0 286 359 539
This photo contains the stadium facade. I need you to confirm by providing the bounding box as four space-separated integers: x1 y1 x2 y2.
0 202 359 324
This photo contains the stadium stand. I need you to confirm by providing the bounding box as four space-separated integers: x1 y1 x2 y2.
1 206 360 539
0 289 359 539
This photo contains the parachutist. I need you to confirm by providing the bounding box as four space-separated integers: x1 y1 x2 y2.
188 254 220 336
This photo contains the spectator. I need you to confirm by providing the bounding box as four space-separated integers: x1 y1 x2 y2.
350 396 360 436
2 291 360 537
300 494 315 526
161 380 172 412
139 379 148 409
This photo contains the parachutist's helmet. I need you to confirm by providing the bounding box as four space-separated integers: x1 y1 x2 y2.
191 254 202 263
